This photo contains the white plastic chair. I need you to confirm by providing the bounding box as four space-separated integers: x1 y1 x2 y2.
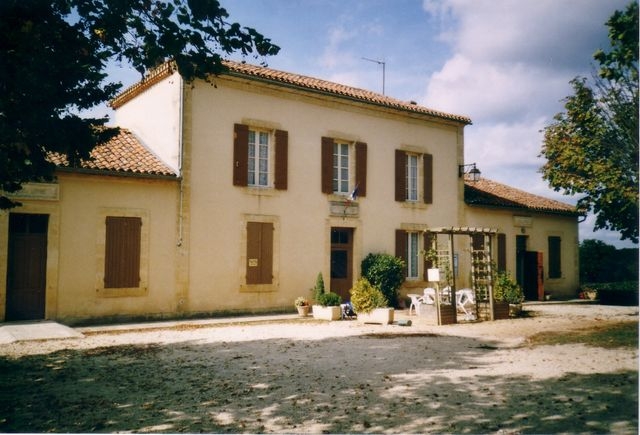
407 294 424 315
422 287 436 304
456 288 476 320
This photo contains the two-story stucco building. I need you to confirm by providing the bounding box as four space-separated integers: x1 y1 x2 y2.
0 61 580 324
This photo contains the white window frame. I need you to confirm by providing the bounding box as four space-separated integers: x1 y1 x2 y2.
333 142 351 194
406 154 419 201
248 129 272 187
407 232 420 279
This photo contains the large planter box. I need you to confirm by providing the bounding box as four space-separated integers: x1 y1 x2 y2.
478 301 510 321
312 305 341 321
357 308 394 324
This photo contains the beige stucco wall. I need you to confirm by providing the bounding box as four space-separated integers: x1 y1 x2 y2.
113 71 183 173
181 77 467 313
464 206 580 298
0 174 180 324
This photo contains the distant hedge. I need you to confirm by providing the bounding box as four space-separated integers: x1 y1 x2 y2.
582 282 639 306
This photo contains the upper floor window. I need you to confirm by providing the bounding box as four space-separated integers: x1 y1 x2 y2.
395 149 432 204
333 142 350 194
233 123 288 190
406 154 419 201
248 129 270 187
321 137 367 197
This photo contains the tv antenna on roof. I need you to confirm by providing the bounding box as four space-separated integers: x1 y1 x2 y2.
362 57 386 95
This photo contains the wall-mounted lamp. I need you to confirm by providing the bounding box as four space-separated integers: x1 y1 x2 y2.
458 162 481 182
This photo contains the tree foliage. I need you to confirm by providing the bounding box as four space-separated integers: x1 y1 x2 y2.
579 239 638 283
0 0 279 208
540 2 638 242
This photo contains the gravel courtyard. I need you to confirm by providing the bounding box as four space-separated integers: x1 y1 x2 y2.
0 302 637 434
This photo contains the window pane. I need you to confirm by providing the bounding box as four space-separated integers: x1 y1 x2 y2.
407 233 419 278
333 142 350 193
248 129 269 187
406 155 418 201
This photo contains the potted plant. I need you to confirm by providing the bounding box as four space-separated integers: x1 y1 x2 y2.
294 296 310 316
350 278 394 324
311 272 342 320
493 271 524 317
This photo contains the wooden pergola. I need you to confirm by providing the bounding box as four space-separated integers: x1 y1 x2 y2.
425 227 500 324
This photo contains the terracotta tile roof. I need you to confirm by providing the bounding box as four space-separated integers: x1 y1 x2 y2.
465 178 580 215
48 129 176 177
110 61 472 125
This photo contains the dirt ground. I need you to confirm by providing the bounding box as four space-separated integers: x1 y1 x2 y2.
0 302 637 434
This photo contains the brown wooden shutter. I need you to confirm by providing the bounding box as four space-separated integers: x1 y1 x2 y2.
395 229 408 278
497 233 507 272
246 222 273 285
548 236 561 278
233 123 249 186
321 137 334 194
274 129 288 190
355 141 367 197
423 153 433 204
423 232 434 280
394 150 406 202
104 216 141 288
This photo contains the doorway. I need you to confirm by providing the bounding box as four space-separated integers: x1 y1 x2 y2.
6 213 49 321
330 227 353 302
516 235 543 301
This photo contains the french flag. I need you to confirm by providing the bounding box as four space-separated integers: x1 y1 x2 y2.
348 184 359 201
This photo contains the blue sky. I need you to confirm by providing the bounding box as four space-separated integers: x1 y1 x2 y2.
107 0 635 247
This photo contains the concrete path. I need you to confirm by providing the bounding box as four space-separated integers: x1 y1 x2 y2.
0 321 84 344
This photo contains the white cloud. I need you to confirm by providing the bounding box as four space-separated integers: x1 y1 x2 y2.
421 0 636 247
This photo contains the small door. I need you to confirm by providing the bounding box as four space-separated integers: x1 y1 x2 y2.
6 213 49 321
330 228 353 302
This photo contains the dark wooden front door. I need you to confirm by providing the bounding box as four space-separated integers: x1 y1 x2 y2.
330 227 353 302
6 213 48 321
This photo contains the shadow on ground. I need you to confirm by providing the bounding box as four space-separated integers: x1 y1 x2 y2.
0 333 636 434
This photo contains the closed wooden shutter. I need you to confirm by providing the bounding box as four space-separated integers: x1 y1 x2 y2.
355 141 367 197
394 150 406 202
548 236 561 278
321 137 334 194
497 233 507 272
423 153 433 204
104 216 141 288
395 229 408 278
274 129 288 190
423 232 434 279
233 123 249 186
246 222 273 284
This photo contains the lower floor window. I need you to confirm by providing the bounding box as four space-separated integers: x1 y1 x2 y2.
407 232 419 279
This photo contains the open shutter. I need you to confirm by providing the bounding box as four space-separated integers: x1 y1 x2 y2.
423 153 433 204
321 137 334 194
233 124 249 186
394 150 406 202
355 142 367 197
274 129 288 190
423 232 434 280
395 229 408 278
